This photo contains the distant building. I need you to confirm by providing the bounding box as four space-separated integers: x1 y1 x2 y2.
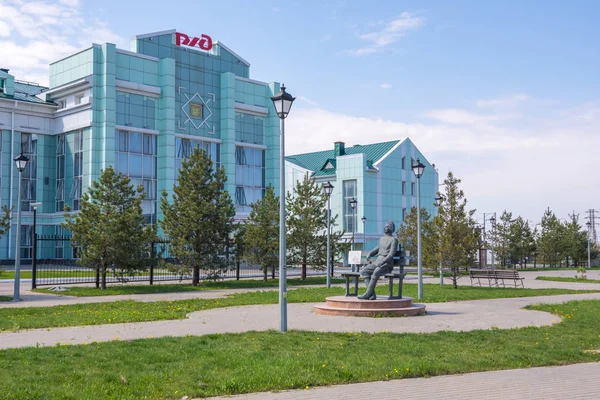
0 29 283 261
285 139 438 253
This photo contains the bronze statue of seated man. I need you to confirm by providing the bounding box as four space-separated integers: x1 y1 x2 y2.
358 221 398 300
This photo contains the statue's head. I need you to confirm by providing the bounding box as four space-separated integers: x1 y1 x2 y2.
384 221 395 235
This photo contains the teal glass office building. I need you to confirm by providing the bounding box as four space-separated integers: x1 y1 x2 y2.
286 139 438 253
0 29 282 261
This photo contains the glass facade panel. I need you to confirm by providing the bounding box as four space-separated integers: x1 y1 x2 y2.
235 113 265 145
56 134 65 211
235 145 265 213
343 180 357 232
20 133 37 211
174 137 220 178
115 130 157 223
116 91 158 130
71 130 83 211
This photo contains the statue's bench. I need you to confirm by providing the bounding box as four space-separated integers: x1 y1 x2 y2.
340 250 406 299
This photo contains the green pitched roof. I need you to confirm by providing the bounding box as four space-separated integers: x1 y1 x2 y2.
0 81 53 105
286 140 401 175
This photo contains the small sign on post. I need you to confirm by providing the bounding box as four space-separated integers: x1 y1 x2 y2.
348 250 362 265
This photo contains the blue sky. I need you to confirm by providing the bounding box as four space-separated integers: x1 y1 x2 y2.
1 0 599 225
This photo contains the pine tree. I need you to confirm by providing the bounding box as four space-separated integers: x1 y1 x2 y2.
160 148 235 285
397 207 438 268
244 185 279 281
286 174 328 280
537 208 564 268
63 167 155 289
434 171 479 288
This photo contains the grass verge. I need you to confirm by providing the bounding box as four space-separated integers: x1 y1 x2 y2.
0 296 11 302
0 300 599 399
1 284 596 332
34 276 345 296
536 276 600 284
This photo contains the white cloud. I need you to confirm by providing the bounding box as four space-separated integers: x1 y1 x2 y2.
321 33 333 42
380 83 392 89
476 94 530 108
347 12 423 56
0 0 123 86
287 99 600 223
421 109 503 125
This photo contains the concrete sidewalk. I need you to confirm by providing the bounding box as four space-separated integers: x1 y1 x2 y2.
1 292 599 350
204 362 600 400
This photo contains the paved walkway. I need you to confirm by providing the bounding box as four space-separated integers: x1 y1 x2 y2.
204 362 600 400
1 291 599 349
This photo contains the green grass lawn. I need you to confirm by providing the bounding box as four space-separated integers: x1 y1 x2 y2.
0 296 11 302
1 284 596 332
34 276 345 296
536 276 600 284
0 300 599 399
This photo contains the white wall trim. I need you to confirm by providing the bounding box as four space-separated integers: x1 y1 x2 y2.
235 102 268 116
115 80 161 97
235 141 267 150
54 122 93 135
235 76 267 86
115 125 160 135
54 102 91 117
175 133 223 144
116 48 160 62
374 138 407 166
44 77 91 97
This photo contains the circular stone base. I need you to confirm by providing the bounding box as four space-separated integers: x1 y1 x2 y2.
313 296 426 317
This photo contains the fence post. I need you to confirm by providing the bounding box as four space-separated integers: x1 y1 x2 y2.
150 240 155 285
95 267 100 289
31 233 37 290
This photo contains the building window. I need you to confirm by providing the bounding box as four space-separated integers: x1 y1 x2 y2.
58 100 66 109
402 156 406 170
116 91 157 130
75 93 84 105
20 133 37 211
70 130 83 211
402 208 406 222
411 182 415 196
343 180 357 232
235 146 265 213
175 137 220 179
235 113 265 145
20 225 33 260
56 134 65 212
115 130 157 224
402 181 406 195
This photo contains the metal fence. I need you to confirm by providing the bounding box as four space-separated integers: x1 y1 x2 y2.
31 235 323 288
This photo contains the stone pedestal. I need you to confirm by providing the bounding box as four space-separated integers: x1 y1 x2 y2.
313 296 426 317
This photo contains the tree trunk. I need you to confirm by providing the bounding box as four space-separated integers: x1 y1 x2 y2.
271 264 275 279
263 266 267 281
192 266 200 286
101 265 107 290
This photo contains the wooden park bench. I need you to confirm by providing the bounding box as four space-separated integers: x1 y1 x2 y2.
469 268 524 288
341 248 407 299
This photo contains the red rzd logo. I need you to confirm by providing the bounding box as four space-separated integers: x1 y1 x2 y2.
176 32 213 51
